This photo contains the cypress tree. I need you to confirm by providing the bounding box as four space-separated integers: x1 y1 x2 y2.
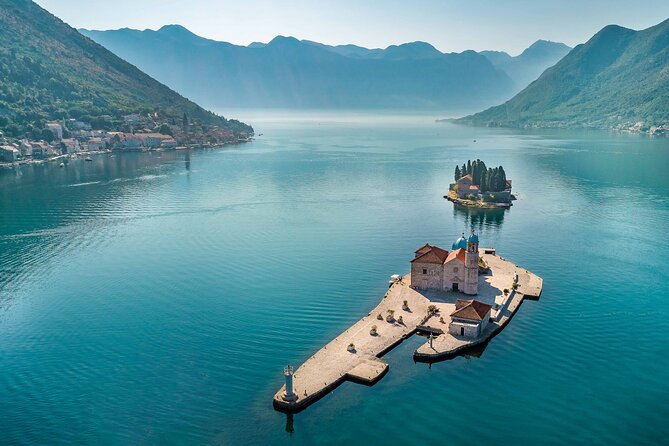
455 166 461 181
467 160 472 175
462 164 467 178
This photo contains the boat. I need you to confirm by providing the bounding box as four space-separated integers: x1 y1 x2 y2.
85 157 92 161
59 162 64 168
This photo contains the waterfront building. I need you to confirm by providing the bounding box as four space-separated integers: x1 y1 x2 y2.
455 174 481 198
46 123 63 141
60 138 80 154
0 145 19 162
448 299 492 338
410 233 480 294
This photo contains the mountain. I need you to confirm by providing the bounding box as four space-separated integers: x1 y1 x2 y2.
80 26 515 111
480 40 572 92
460 19 669 128
0 1 251 139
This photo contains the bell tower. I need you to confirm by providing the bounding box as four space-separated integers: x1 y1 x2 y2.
464 232 479 295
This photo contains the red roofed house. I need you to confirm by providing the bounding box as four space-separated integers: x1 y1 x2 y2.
410 233 480 294
449 299 492 338
455 174 481 198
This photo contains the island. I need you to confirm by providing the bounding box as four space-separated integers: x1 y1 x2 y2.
445 159 514 208
273 232 542 413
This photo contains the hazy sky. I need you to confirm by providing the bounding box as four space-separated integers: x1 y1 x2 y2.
36 0 669 54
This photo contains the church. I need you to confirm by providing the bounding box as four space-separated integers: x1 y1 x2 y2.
410 233 479 295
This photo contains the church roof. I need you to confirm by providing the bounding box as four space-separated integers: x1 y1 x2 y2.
451 299 491 321
452 234 467 250
411 245 450 264
445 248 466 264
456 174 473 185
414 243 433 256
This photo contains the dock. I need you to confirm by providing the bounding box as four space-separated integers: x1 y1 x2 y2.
273 250 542 412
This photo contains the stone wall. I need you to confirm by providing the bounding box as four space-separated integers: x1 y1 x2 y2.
410 262 443 289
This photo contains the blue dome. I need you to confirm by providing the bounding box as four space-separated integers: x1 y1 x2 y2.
468 233 479 243
452 234 467 250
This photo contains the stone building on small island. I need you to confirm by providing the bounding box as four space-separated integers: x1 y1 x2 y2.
449 299 492 338
410 233 480 295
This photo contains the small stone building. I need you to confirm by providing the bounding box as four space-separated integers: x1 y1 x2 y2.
449 299 492 338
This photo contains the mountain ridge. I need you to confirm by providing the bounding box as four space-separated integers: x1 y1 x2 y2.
80 27 570 110
0 0 251 138
458 18 669 129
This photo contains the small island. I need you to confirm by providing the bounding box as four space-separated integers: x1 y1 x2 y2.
445 159 514 208
272 233 542 413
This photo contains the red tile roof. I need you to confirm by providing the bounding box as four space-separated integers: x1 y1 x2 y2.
445 248 466 264
457 174 473 185
411 244 450 264
415 243 433 256
451 299 491 321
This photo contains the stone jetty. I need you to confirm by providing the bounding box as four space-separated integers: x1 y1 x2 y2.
273 250 542 412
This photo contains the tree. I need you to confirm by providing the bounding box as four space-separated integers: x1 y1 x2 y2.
182 113 189 129
467 159 472 175
158 124 173 136
454 165 461 181
40 128 54 142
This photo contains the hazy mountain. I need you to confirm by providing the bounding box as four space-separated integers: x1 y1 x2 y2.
80 26 515 111
481 40 572 92
0 1 250 138
460 19 669 128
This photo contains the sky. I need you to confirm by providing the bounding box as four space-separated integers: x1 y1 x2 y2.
35 0 669 55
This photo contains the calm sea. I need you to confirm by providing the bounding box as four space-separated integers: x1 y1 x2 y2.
1 112 668 445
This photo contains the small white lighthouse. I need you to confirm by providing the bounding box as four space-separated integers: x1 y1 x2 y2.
282 365 298 402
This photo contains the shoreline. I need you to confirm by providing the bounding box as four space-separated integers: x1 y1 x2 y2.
444 190 512 209
0 139 252 168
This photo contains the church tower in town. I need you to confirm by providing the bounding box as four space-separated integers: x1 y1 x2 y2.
463 232 479 295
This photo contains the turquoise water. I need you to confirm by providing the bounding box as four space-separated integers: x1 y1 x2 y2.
1 113 668 445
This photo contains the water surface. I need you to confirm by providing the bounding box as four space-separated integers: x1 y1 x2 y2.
1 113 668 445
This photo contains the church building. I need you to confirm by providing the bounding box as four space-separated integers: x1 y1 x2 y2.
410 233 479 295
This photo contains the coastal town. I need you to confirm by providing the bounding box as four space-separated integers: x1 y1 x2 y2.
273 232 542 413
0 113 252 165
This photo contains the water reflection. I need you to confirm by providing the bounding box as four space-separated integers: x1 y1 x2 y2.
285 413 294 434
452 204 507 232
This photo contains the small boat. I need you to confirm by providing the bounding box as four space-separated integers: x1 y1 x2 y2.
59 162 65 168
473 139 477 142
85 157 93 161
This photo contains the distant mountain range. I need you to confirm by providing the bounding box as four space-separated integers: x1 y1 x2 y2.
460 19 669 128
480 40 571 93
80 26 570 111
0 0 250 139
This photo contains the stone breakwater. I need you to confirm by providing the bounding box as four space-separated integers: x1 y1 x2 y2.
273 251 542 412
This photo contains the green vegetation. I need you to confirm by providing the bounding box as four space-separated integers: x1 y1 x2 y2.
455 159 508 193
459 19 669 129
0 0 251 139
